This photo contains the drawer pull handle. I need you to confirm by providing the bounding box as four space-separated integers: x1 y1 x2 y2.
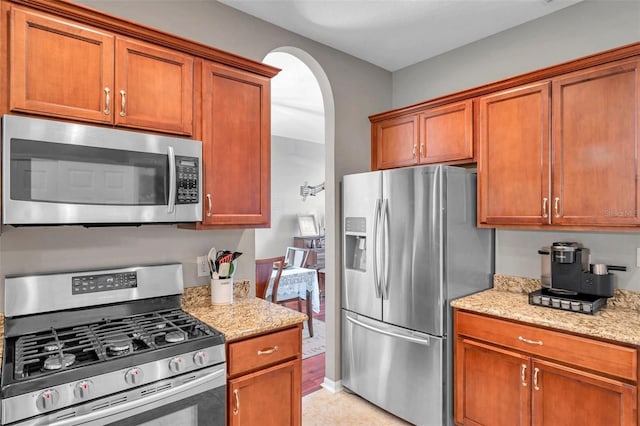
533 367 541 391
233 389 240 415
542 197 548 218
554 197 560 218
257 346 279 355
520 364 527 387
518 336 543 346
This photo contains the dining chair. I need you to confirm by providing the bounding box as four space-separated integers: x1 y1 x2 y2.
274 248 314 337
255 256 285 301
285 246 310 268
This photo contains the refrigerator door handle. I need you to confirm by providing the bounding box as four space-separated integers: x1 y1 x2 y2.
345 313 432 346
381 198 390 299
372 198 382 298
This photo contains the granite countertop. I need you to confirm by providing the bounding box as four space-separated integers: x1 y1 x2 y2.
182 282 307 342
451 275 640 346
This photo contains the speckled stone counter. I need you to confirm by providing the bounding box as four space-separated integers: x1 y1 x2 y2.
181 283 307 342
451 275 640 346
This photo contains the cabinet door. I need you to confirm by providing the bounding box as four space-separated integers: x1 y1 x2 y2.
551 59 640 226
10 7 114 123
455 338 531 426
373 115 419 170
228 359 301 426
478 82 551 225
531 359 636 426
115 38 193 135
201 62 271 227
419 100 473 164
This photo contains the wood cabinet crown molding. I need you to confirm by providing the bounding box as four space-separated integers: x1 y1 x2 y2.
370 41 640 122
7 0 280 78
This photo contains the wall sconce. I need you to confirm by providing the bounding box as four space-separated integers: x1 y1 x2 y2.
300 181 325 201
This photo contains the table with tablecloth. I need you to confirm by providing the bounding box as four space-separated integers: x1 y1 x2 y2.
266 266 320 313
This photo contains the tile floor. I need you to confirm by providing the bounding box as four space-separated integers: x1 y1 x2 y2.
302 388 412 425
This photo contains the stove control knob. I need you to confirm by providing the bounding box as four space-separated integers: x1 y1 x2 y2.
124 367 144 385
169 357 186 373
74 380 93 400
193 351 208 366
36 389 60 411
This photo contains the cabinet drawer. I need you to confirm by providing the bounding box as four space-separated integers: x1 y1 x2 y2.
228 327 300 377
455 310 637 381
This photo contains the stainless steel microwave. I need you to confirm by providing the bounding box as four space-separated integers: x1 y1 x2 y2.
2 115 202 225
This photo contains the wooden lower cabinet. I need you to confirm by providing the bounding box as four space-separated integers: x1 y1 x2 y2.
226 325 302 425
454 310 638 426
228 359 301 426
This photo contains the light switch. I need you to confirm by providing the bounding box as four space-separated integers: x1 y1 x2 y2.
636 248 640 268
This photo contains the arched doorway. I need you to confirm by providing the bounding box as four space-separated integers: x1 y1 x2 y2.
257 47 338 394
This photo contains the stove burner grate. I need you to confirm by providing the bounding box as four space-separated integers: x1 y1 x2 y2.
11 309 218 381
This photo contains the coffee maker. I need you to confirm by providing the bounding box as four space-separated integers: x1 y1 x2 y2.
530 242 622 314
550 242 612 297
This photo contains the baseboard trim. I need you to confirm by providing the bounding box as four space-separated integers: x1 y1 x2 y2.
321 377 342 394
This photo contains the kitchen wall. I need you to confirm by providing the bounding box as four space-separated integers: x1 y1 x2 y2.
391 0 640 291
255 135 325 258
9 0 392 385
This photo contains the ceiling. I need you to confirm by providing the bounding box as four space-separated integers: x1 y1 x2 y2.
219 0 583 72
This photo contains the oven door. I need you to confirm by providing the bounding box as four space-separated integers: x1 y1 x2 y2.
18 365 226 426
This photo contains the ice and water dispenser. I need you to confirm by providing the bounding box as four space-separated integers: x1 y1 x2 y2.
344 217 367 271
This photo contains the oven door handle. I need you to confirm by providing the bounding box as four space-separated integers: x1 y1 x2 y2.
45 366 226 426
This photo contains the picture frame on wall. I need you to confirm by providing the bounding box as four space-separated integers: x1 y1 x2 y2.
297 214 318 237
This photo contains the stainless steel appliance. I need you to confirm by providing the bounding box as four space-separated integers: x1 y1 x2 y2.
529 242 625 314
2 115 202 225
341 165 494 426
1 264 225 426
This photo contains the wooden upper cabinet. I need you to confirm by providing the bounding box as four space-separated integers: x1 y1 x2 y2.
201 61 271 227
115 38 193 135
478 82 551 225
9 6 193 135
371 100 474 170
373 115 419 170
10 6 115 123
419 100 473 165
551 58 640 226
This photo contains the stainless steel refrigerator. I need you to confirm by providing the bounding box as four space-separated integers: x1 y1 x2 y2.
341 165 494 426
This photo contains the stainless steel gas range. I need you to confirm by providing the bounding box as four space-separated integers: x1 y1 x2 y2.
1 263 226 426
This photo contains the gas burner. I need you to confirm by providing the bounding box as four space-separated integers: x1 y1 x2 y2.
43 353 76 370
104 334 133 356
165 331 186 343
43 341 64 352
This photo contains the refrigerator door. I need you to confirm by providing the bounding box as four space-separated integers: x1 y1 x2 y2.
342 310 445 425
381 166 444 336
342 171 383 320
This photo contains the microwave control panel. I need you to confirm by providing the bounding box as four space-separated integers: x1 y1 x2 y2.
72 272 138 295
176 156 199 204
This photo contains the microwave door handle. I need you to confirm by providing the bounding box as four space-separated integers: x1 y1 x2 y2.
167 146 176 214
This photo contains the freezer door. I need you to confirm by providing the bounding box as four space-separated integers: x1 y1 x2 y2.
342 171 382 320
381 166 444 335
342 310 445 425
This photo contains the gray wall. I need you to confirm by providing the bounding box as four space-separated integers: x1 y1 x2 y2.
392 0 640 291
255 135 325 258
4 0 392 385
